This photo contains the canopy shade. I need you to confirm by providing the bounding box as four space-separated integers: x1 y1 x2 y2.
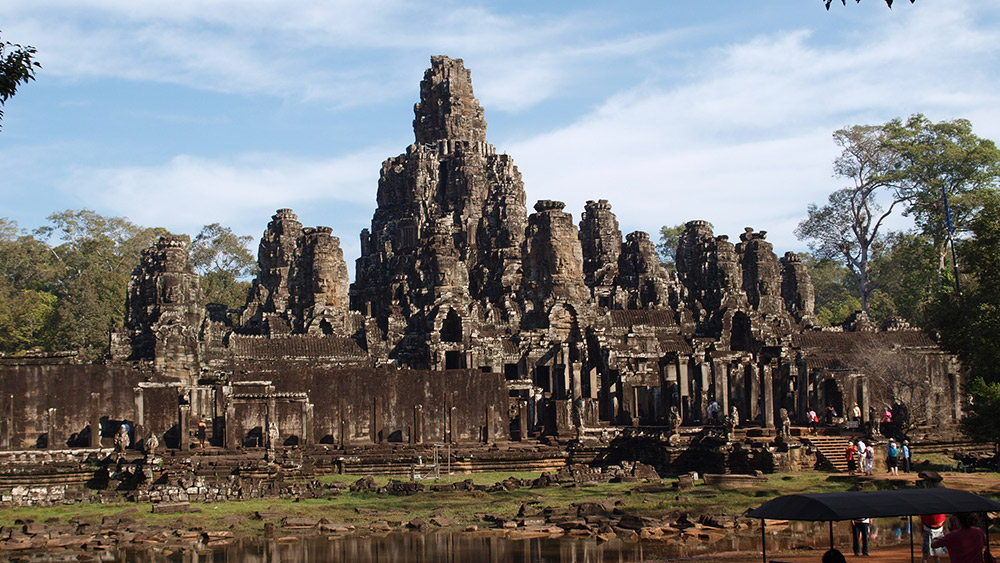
748 488 1000 522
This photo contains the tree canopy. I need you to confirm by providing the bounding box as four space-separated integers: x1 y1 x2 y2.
0 211 255 359
0 31 40 128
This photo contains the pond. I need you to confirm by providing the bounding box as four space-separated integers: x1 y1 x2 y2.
11 518 915 562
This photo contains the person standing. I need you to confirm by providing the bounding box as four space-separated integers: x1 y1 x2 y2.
903 440 912 473
887 439 900 475
846 440 858 475
932 513 986 563
921 513 947 563
852 516 871 557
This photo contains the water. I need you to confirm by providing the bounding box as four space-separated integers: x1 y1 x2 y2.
11 519 915 562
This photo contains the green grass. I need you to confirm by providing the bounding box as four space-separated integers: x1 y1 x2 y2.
0 471 865 534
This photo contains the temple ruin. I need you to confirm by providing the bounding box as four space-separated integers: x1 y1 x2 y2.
0 56 963 472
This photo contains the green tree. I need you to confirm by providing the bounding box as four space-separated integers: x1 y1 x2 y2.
0 31 40 128
190 223 256 310
655 224 685 271
886 114 1000 290
33 210 168 359
805 255 861 326
796 124 904 314
928 189 1000 447
867 231 938 324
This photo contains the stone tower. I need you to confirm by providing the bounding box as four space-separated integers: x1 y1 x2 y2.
117 236 203 380
351 56 528 366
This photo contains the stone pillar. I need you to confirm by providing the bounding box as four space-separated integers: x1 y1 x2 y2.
90 393 102 448
225 402 237 449
413 405 423 444
749 364 760 426
677 357 690 422
587 367 598 400
178 404 191 449
860 377 870 426
303 402 313 446
517 401 528 441
372 397 381 444
339 399 348 448
2 394 13 450
47 408 57 450
762 364 775 429
484 405 494 443
572 363 583 400
714 360 729 416
699 362 710 423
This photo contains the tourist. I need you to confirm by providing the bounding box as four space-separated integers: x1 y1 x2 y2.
852 515 872 556
882 406 893 435
823 548 848 563
864 444 875 475
932 513 987 563
851 402 862 422
887 438 899 475
903 440 912 473
921 513 948 563
707 400 720 424
825 405 836 426
807 407 819 434
846 440 858 474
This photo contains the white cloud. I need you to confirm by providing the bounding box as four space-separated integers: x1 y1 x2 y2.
60 149 388 255
506 1 1000 254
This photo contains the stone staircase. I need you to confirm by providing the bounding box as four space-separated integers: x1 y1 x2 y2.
805 435 850 472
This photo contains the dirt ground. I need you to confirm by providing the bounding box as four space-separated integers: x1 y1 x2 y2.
705 471 1000 563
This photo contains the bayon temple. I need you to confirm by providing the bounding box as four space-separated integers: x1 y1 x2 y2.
0 57 963 467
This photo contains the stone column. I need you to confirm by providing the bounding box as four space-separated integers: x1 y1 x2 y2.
371 397 381 444
714 360 729 416
413 404 423 444
517 401 528 441
2 394 13 450
587 367 598 400
699 362 710 423
677 357 690 422
178 404 191 449
303 402 313 446
860 377 870 426
90 393 102 448
762 364 774 429
339 399 348 448
484 405 494 443
748 364 760 426
225 402 237 449
47 408 58 450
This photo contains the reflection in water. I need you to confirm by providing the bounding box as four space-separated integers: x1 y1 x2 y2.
101 518 911 562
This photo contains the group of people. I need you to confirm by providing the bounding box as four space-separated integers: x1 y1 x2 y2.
845 437 911 475
840 511 990 562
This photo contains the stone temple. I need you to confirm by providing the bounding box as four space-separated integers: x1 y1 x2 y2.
0 57 962 465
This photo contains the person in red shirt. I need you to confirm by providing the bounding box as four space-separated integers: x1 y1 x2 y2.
932 513 986 563
922 513 948 563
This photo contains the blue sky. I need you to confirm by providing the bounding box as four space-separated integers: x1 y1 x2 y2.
2 1 999 275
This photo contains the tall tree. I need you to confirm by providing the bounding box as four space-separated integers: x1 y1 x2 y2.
796 124 904 314
189 223 256 310
928 189 1000 448
0 31 40 128
33 210 168 359
886 115 1000 290
655 224 686 272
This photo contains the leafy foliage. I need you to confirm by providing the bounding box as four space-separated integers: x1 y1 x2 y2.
0 31 41 128
190 223 257 310
655 224 689 271
796 124 904 314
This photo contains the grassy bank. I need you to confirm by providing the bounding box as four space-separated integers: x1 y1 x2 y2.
0 471 853 535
